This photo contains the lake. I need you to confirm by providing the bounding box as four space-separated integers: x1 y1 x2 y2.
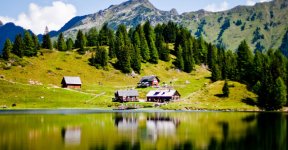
0 110 287 150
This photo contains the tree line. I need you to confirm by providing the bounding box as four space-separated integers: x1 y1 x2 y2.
209 40 288 110
1 21 287 110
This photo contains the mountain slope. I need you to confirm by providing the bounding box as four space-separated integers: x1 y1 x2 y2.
59 0 288 52
0 23 34 53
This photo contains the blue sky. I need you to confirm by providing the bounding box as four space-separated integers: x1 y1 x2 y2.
0 0 271 34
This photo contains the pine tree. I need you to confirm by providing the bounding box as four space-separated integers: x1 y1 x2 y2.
236 40 253 83
273 77 287 110
75 30 86 54
57 33 67 51
175 45 184 70
115 25 132 73
198 35 208 65
66 38 74 50
156 34 170 62
143 21 159 63
225 50 238 80
32 34 40 50
135 24 150 62
87 28 98 46
131 45 142 73
42 29 52 50
94 46 108 68
211 64 221 82
12 34 24 58
2 39 13 60
222 80 230 97
23 30 36 56
131 32 142 73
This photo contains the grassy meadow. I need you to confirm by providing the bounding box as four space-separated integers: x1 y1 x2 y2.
0 49 259 110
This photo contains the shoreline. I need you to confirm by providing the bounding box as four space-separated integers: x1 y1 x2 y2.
0 108 287 114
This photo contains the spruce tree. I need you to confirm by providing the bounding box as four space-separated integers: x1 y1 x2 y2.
211 64 221 82
42 33 52 50
2 39 13 60
131 32 142 73
115 25 132 73
32 34 40 50
94 46 108 68
176 45 184 70
236 40 253 83
87 28 98 46
75 30 86 54
222 80 230 97
143 21 159 63
12 34 24 58
135 24 150 62
57 33 66 51
66 38 74 50
23 30 36 56
225 50 238 80
273 77 287 110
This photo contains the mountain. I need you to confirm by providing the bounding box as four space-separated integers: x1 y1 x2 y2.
0 23 34 53
0 20 3 26
58 0 288 52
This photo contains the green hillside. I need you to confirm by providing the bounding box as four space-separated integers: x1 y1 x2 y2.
0 49 258 110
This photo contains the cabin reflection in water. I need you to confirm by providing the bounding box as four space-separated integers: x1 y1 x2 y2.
146 116 180 141
61 127 81 146
115 114 138 132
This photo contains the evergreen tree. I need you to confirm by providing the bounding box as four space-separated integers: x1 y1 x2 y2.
94 46 108 68
198 35 208 65
131 45 142 73
23 30 36 56
135 24 150 62
108 30 116 59
156 34 170 62
75 30 86 54
115 25 132 73
236 40 253 83
87 28 98 46
42 33 52 50
175 45 184 70
66 38 74 50
12 34 24 58
143 21 159 63
211 64 221 82
252 51 264 84
2 39 13 60
225 50 238 80
222 80 230 97
131 32 142 73
98 23 113 46
57 33 66 51
273 77 287 110
163 21 178 43
32 34 40 50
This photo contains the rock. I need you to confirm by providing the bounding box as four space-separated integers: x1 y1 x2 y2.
12 103 16 107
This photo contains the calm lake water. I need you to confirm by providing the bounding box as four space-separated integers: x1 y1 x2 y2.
0 110 287 150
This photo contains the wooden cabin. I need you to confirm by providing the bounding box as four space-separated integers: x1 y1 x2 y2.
138 75 160 88
146 89 180 103
61 76 82 89
114 89 139 102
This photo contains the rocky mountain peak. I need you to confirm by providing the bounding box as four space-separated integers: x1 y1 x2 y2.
170 8 178 15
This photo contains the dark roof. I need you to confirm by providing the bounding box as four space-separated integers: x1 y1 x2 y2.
140 75 160 82
116 90 139 97
62 76 82 85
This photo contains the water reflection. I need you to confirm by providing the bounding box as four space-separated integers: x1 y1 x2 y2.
61 127 81 146
0 112 286 150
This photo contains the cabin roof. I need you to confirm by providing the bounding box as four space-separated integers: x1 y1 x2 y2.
146 89 180 97
116 89 139 97
140 75 160 82
62 76 82 85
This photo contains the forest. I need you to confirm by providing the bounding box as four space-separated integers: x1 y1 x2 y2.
1 21 287 110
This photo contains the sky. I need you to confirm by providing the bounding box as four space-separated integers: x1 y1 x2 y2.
0 0 272 34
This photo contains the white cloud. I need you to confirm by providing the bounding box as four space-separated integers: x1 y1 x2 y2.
204 1 229 12
0 1 77 34
246 0 272 6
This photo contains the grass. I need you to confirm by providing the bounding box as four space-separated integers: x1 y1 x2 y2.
0 50 259 110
